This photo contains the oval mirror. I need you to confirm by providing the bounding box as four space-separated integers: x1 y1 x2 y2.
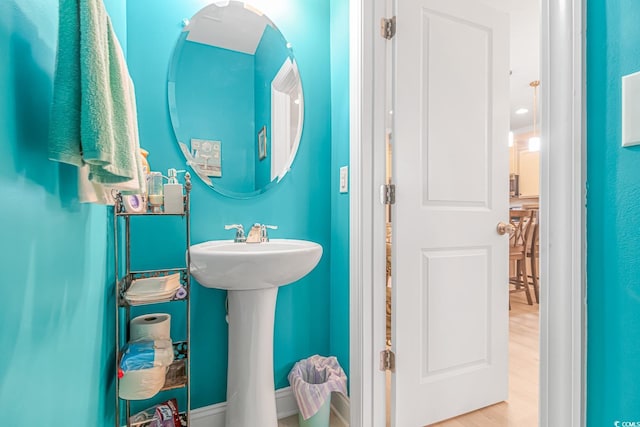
168 1 304 198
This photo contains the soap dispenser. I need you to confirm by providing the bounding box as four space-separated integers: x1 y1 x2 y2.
164 168 185 214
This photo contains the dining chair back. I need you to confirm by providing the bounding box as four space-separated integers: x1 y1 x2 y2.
509 209 534 306
527 212 540 303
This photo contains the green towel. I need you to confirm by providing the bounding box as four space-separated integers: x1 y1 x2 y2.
49 0 144 191
49 0 82 166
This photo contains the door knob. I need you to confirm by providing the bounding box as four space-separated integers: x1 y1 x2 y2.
496 222 515 235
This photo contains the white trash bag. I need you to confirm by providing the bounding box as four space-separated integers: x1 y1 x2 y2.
288 355 348 420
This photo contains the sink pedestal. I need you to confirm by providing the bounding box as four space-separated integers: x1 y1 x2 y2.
189 239 323 426
226 288 279 427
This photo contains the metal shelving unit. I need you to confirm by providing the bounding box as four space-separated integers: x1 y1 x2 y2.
113 174 192 427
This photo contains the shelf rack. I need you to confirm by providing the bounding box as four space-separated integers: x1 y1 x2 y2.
113 174 192 427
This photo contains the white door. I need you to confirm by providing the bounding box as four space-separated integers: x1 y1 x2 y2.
392 0 510 425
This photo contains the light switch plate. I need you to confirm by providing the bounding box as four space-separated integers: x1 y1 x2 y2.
622 71 640 147
339 166 348 193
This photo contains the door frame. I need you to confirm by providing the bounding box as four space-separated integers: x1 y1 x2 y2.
348 0 586 426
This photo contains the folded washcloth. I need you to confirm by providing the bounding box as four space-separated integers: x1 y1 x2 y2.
288 355 348 420
49 0 146 200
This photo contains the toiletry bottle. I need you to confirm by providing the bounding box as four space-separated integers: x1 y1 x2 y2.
148 172 164 213
164 168 185 214
140 149 150 177
139 149 151 207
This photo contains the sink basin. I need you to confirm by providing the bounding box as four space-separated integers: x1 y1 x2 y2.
189 239 323 290
188 238 323 427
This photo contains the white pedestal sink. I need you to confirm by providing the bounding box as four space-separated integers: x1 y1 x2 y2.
189 239 323 427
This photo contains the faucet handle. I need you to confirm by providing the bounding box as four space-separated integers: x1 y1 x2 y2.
225 224 246 242
260 224 278 242
225 224 244 231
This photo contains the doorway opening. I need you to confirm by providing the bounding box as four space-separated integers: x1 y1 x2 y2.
385 0 541 427
422 3 544 423
349 0 583 425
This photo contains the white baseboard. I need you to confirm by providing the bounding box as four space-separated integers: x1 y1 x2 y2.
275 386 301 419
191 386 300 427
191 400 226 427
123 388 351 427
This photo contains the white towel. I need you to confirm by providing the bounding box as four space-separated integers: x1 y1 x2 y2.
78 164 108 204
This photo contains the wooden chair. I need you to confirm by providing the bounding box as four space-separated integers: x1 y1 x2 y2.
509 209 534 306
527 216 540 303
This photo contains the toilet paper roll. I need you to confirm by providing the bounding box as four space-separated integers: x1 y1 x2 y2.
130 313 171 341
119 366 167 400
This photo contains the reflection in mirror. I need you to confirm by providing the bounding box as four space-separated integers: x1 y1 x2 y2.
168 1 304 198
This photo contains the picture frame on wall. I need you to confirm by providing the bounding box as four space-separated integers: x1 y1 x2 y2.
258 126 267 160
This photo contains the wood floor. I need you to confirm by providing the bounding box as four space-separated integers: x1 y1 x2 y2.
278 409 349 426
278 293 538 427
429 292 539 427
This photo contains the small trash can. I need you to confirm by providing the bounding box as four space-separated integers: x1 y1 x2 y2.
288 355 348 427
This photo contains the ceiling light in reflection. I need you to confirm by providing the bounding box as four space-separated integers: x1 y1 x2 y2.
528 136 540 152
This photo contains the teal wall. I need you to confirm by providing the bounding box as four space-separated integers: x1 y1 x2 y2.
587 0 640 424
329 0 350 377
126 0 333 409
0 0 125 424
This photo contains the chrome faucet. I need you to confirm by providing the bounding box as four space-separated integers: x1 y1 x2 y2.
225 224 246 242
246 223 278 243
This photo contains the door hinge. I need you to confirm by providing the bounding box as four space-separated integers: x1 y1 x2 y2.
380 184 396 205
381 16 396 40
380 349 396 372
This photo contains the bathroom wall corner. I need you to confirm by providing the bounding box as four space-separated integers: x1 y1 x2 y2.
329 0 351 379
